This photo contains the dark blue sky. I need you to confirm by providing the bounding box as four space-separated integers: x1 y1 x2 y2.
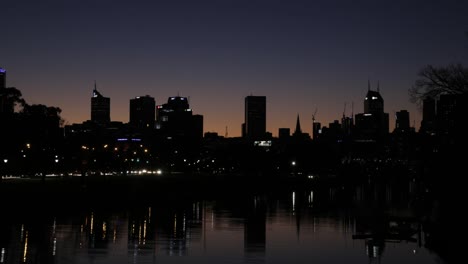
2 0 468 136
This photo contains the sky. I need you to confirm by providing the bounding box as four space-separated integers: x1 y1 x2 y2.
2 0 468 137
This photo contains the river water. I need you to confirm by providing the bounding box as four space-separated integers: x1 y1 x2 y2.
0 175 447 264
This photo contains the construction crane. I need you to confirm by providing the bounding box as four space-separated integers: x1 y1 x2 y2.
312 108 318 123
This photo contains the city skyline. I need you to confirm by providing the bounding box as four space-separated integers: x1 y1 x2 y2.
2 0 468 137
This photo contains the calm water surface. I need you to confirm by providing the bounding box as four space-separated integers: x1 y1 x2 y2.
0 177 445 264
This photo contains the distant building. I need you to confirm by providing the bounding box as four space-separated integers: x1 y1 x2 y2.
91 82 110 124
156 96 203 140
244 96 266 140
130 95 155 129
0 67 5 89
0 67 12 114
394 110 410 133
436 94 467 138
420 97 436 134
278 128 290 139
354 82 389 142
312 122 321 140
292 114 310 140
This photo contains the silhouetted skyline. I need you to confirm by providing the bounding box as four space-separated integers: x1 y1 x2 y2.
2 0 468 136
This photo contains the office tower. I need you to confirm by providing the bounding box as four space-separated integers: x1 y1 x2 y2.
0 67 5 89
0 67 10 114
354 82 389 141
312 122 321 140
420 98 436 134
130 95 155 129
91 82 110 124
395 110 410 132
364 90 383 114
244 96 266 140
156 96 203 140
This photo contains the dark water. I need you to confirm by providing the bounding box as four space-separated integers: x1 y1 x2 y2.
0 175 447 264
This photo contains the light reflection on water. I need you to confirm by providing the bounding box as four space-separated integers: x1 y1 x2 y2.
0 180 445 264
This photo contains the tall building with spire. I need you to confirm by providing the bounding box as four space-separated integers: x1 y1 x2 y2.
293 114 302 136
91 81 110 124
354 81 389 142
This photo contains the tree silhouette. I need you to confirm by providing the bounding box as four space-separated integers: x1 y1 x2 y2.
0 87 26 113
409 63 468 105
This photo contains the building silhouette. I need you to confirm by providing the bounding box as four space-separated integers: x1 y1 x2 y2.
312 122 321 140
243 96 266 140
394 110 410 133
0 67 5 89
420 98 436 135
0 67 10 114
278 128 290 139
130 95 155 129
354 82 389 142
91 82 110 124
156 96 203 140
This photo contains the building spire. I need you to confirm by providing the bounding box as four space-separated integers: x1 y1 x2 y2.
94 80 97 91
377 80 380 92
295 114 302 134
368 79 371 91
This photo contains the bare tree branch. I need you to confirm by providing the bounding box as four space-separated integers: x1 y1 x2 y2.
409 64 468 106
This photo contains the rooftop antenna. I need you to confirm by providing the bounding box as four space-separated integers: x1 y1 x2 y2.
377 81 380 93
225 126 228 138
94 80 97 91
351 101 354 118
368 79 371 91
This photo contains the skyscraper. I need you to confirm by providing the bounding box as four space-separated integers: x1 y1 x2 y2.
130 95 155 129
156 96 203 140
244 96 266 140
354 82 389 141
91 82 110 124
0 68 7 114
395 110 410 133
0 67 5 89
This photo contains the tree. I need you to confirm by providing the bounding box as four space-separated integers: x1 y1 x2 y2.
0 87 26 113
409 63 468 105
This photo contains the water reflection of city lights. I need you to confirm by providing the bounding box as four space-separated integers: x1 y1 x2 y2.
23 231 28 263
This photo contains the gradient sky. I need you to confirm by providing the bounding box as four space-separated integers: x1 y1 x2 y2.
2 0 468 137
